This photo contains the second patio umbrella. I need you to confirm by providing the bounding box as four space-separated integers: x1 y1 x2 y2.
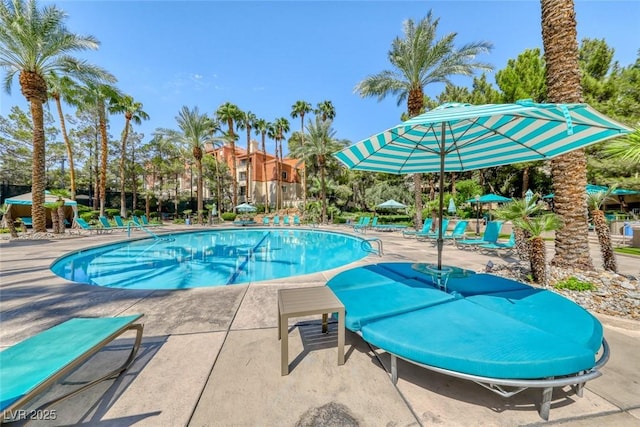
334 100 632 269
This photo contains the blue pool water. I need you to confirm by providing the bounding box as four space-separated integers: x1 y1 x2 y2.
51 229 371 290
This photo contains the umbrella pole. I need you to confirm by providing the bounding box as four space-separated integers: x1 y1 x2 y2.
437 124 445 270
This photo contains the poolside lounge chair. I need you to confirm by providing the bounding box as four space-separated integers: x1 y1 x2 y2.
283 215 290 226
140 214 163 227
326 263 608 421
442 220 469 242
455 221 503 248
416 219 450 240
99 216 127 231
402 219 432 238
273 215 280 226
262 216 270 226
114 215 128 227
370 217 379 228
0 315 144 422
353 216 371 233
479 231 516 255
20 217 33 228
293 215 301 226
73 218 110 234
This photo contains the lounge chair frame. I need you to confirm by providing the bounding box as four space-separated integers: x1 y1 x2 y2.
2 316 144 421
377 338 609 421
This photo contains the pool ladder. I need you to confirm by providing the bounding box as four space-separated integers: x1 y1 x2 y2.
361 238 383 257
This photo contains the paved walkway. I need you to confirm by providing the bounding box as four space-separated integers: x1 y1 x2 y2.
1 225 639 426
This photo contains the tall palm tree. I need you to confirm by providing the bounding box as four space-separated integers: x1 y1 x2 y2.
216 102 242 207
254 118 271 212
157 106 213 224
269 117 290 210
354 10 492 230
586 190 618 272
315 100 335 122
492 196 544 261
541 0 594 270
237 110 256 202
109 94 149 217
291 100 312 208
289 117 344 223
0 0 103 232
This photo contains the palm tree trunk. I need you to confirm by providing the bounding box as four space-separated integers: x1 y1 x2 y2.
514 228 531 261
54 96 76 199
262 134 269 213
29 99 47 233
119 119 131 218
529 236 547 285
57 203 66 234
98 101 108 217
301 114 307 209
49 206 59 235
541 0 594 270
246 127 251 203
591 209 618 272
197 159 204 224
414 173 423 229
5 209 19 238
320 157 327 223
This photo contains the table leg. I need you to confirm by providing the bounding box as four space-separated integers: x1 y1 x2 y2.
322 313 328 333
337 308 345 366
280 314 289 375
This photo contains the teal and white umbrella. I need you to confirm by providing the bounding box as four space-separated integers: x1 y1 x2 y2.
334 100 632 269
377 199 407 209
235 203 257 213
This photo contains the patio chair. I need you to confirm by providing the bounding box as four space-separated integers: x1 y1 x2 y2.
370 217 379 228
140 214 163 227
402 218 433 238
262 216 270 226
0 315 144 421
416 219 450 240
99 216 127 231
478 231 516 255
273 215 280 226
442 220 470 242
114 215 126 227
283 215 291 226
293 215 301 226
456 221 503 248
73 218 111 234
353 216 371 233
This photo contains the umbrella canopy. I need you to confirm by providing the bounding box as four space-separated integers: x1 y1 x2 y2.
377 199 407 209
447 198 456 214
545 184 640 199
467 194 512 204
334 100 632 269
235 203 257 212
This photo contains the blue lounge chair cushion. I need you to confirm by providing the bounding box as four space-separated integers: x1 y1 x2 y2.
327 265 407 291
331 282 455 331
0 315 142 412
467 288 603 353
361 299 596 379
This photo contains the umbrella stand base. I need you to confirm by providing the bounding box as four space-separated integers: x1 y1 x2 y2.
424 264 452 292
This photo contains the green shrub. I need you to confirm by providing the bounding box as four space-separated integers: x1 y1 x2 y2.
105 208 119 218
133 209 145 217
80 211 99 222
173 218 185 224
554 277 596 292
221 212 236 221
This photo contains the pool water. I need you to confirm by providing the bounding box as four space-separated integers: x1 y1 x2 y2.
51 229 370 290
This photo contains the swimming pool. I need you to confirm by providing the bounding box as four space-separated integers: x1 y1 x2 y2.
51 229 371 290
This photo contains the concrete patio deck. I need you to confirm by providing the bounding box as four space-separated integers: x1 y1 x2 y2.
1 224 639 426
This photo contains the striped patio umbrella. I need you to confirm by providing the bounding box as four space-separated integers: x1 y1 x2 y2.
334 100 632 269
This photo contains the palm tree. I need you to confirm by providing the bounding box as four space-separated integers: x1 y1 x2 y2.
216 102 242 207
0 0 103 232
109 94 149 217
269 117 290 210
514 213 562 285
541 0 594 270
157 106 213 224
586 190 618 272
605 128 640 163
289 117 344 223
237 110 256 202
254 118 271 212
492 196 544 261
315 100 335 122
291 100 313 208
354 10 492 230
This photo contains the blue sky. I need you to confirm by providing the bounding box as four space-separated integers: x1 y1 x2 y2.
1 1 638 155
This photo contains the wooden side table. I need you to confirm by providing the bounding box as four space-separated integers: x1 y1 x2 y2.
277 286 345 376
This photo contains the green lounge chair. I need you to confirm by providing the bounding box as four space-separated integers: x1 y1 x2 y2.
73 218 110 234
442 220 469 242
140 214 163 227
99 216 127 231
114 215 127 227
0 315 144 421
402 218 432 238
262 216 270 226
283 215 291 226
417 219 450 240
273 215 280 226
353 216 371 233
456 221 503 248
479 231 516 255
20 217 33 228
293 215 301 226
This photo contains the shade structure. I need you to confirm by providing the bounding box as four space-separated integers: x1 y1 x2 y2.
545 184 640 199
334 100 632 269
235 203 257 212
377 199 407 209
467 194 512 204
3 191 78 227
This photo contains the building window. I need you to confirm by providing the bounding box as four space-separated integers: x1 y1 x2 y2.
281 171 287 180
281 186 287 194
240 186 246 196
239 171 246 181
